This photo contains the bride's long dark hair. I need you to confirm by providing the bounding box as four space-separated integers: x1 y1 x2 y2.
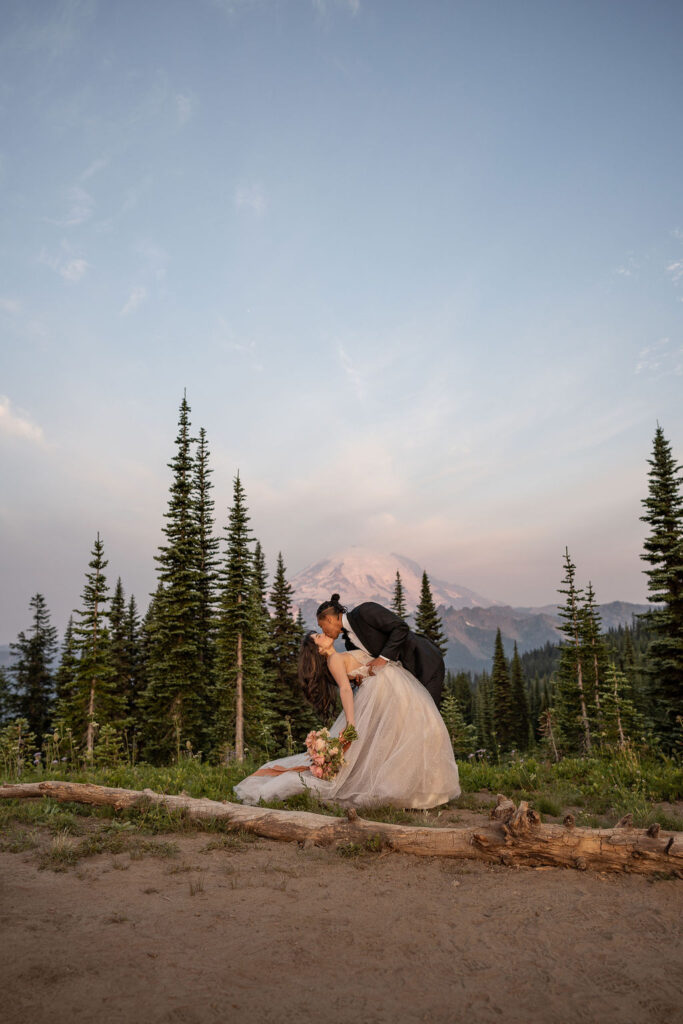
298 632 338 719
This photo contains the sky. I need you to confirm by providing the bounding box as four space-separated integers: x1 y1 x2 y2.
1 0 682 643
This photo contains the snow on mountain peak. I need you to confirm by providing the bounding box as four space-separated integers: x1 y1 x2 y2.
290 546 499 612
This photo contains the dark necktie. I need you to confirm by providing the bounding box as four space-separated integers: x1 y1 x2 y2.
340 627 350 642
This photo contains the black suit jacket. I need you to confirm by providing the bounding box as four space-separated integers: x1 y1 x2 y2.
345 602 445 705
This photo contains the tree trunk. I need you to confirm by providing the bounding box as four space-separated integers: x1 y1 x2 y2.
0 782 680 876
235 629 244 762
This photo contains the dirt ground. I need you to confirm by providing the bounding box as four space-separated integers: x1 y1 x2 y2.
1 817 682 1024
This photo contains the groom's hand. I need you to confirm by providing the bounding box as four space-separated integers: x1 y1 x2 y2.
367 657 387 675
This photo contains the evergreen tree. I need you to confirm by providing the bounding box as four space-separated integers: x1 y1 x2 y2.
509 641 530 750
554 548 592 754
391 570 408 620
7 594 57 743
64 535 120 758
446 670 473 722
215 473 254 761
0 667 11 726
474 670 496 756
267 552 317 748
639 424 683 748
414 571 448 657
490 628 515 751
126 595 142 728
193 426 219 698
440 693 476 757
54 616 78 707
241 547 276 756
599 663 646 750
581 581 608 728
142 394 206 761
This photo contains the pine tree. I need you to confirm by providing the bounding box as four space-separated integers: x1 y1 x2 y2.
581 581 608 729
193 426 219 704
490 628 515 751
125 595 142 729
509 641 530 750
241 545 276 756
55 617 78 707
555 548 592 754
142 394 206 761
0 667 12 726
267 552 317 748
215 473 254 761
600 663 646 750
391 570 408 620
639 424 683 748
474 670 496 757
414 571 448 657
7 594 57 743
440 693 476 757
66 534 120 758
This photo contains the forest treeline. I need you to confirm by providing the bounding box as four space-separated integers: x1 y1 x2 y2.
1 399 681 770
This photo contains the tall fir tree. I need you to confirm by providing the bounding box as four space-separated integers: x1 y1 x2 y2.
214 473 254 761
580 581 608 730
193 426 219 703
125 595 142 732
267 552 317 748
391 570 408 620
509 641 530 750
440 693 476 757
554 548 592 754
62 534 121 758
54 616 78 708
241 543 276 756
142 394 206 761
8 594 58 743
414 571 448 657
639 424 683 748
490 628 515 751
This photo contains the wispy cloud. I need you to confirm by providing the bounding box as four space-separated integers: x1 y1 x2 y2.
48 184 94 227
234 183 267 216
666 260 683 283
635 337 683 377
176 93 193 125
0 297 20 315
80 157 108 181
0 396 46 446
40 245 90 283
338 345 366 399
120 286 147 316
215 319 264 370
313 0 361 14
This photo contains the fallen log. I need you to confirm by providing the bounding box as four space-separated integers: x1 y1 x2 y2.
1 781 680 876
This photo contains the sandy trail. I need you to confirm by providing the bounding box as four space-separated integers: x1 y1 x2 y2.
1 829 681 1024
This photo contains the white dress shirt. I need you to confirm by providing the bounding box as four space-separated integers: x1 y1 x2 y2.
341 613 387 662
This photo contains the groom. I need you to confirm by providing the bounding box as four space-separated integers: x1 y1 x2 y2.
316 595 445 705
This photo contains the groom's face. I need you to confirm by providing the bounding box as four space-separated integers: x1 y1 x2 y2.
318 613 342 639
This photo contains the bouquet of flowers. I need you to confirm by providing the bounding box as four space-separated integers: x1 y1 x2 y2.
305 724 358 780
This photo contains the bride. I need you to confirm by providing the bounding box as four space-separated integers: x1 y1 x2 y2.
232 627 461 810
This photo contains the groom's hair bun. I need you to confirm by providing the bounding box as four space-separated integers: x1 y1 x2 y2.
316 594 346 618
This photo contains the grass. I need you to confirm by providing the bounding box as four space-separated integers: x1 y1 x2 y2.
1 748 681 868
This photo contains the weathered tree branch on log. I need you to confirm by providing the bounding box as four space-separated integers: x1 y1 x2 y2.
0 781 680 876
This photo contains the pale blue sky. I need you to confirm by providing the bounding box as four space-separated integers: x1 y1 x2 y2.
1 0 682 641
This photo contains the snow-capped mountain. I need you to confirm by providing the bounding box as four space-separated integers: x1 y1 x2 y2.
290 547 499 615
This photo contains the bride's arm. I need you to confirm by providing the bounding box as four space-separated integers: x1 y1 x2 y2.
327 652 355 728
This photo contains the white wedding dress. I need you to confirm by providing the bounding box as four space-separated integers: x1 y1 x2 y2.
232 650 461 809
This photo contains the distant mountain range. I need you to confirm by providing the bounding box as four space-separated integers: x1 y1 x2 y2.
290 548 650 673
0 549 651 677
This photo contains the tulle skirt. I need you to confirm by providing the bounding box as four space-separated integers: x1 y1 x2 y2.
232 659 461 810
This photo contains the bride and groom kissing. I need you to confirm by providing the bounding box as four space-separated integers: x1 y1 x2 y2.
233 593 460 810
